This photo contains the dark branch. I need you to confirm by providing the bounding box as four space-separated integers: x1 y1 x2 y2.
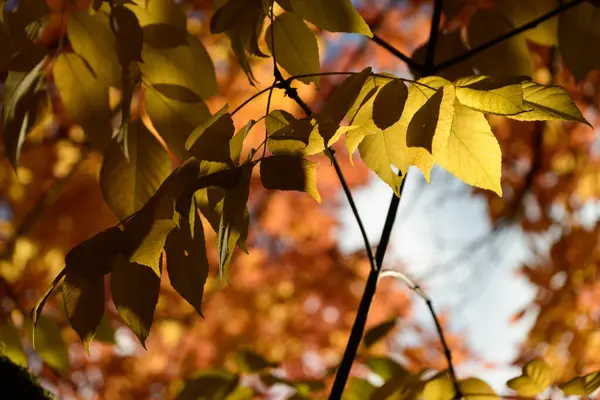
434 0 585 73
370 34 424 74
424 0 444 74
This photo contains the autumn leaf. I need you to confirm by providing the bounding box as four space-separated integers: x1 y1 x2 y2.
185 105 235 165
506 359 555 397
560 371 600 396
372 79 408 130
363 318 396 348
453 75 529 116
260 155 321 202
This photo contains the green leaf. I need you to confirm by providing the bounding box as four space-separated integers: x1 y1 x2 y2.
62 272 105 354
467 10 533 76
406 84 456 154
165 205 209 316
31 269 68 333
52 53 114 151
225 386 255 400
68 11 121 86
217 165 253 279
434 103 502 196
236 350 277 373
454 75 529 116
317 67 371 146
372 371 420 400
2 60 46 168
0 323 28 367
506 359 554 397
507 80 591 125
145 84 211 160
111 255 161 347
176 369 239 400
342 378 376 400
366 356 409 382
27 316 69 374
278 0 372 37
266 12 320 87
185 105 235 165
111 6 144 65
372 79 408 130
260 155 320 202
139 33 217 101
230 120 256 165
100 120 172 221
560 371 600 396
363 318 396 348
558 2 600 82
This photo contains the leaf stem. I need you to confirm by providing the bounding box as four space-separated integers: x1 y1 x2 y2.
434 0 585 73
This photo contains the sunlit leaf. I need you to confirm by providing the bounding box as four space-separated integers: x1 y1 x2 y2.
454 75 529 116
434 103 502 196
100 120 172 221
266 111 322 156
506 80 591 125
139 33 217 101
506 359 554 397
260 155 320 202
127 0 187 28
277 0 372 37
558 2 600 81
560 371 600 396
366 356 409 382
230 120 256 165
185 105 234 165
111 255 161 347
363 317 396 348
342 378 376 400
496 0 558 46
0 323 28 367
145 84 211 160
372 79 408 130
266 12 320 87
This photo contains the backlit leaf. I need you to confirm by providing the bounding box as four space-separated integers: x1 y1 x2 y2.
372 79 408 130
260 155 320 202
406 84 456 154
423 376 454 400
165 205 209 316
111 6 144 65
363 318 396 348
411 29 474 80
366 357 410 382
267 113 314 156
507 80 591 125
139 33 217 101
100 120 172 221
467 10 533 76
357 131 404 195
62 272 105 354
127 0 187 28
558 2 600 81
145 84 211 160
454 75 529 116
318 67 372 145
277 0 372 37
266 12 320 87
560 371 600 396
230 120 256 165
52 53 114 151
496 0 558 46
342 378 376 400
0 323 27 367
506 359 554 397
185 105 234 165
111 255 161 347
434 103 502 196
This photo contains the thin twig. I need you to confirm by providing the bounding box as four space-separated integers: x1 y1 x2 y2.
424 0 444 75
370 34 424 73
434 0 585 73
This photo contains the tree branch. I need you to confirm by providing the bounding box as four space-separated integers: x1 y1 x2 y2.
434 0 585 73
370 34 424 74
424 0 444 75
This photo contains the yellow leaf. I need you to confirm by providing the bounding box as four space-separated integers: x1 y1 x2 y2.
454 75 529 116
145 84 211 160
507 359 554 397
507 80 590 125
126 0 187 28
372 79 408 130
424 376 497 400
460 378 497 400
357 131 404 195
266 12 320 87
434 103 502 196
139 33 217 101
0 323 28 367
111 255 161 348
423 376 454 400
560 371 600 396
62 272 105 354
68 11 121 87
406 84 456 154
278 0 372 37
558 2 600 81
52 53 114 152
230 120 255 165
185 105 235 165
318 67 372 145
100 120 172 220
496 0 558 46
164 205 209 316
260 155 320 202
266 111 323 156
467 10 533 76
